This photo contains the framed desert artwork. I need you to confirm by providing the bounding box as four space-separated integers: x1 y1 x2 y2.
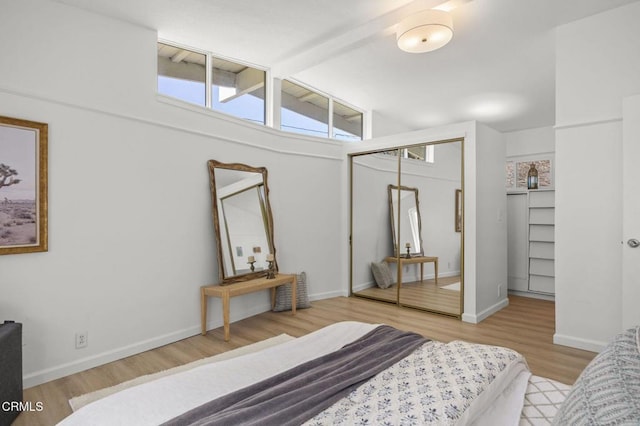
0 115 48 255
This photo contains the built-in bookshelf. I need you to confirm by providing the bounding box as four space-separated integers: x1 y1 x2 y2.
527 190 555 294
507 189 555 297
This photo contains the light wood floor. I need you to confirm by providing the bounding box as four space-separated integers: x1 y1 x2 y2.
16 295 596 426
355 275 462 315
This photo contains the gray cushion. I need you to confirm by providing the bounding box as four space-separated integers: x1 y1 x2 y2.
371 262 393 289
553 326 640 425
273 272 310 312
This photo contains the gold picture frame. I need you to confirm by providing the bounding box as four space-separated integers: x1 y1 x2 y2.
0 116 48 255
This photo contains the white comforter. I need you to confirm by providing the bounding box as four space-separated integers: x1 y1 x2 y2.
59 321 530 425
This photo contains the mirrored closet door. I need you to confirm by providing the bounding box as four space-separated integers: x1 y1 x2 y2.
349 139 464 317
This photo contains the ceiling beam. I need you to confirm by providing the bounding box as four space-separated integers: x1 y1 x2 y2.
298 92 319 102
219 67 265 103
171 49 190 63
345 113 363 122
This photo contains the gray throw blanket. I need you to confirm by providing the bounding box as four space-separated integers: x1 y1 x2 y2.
162 325 428 426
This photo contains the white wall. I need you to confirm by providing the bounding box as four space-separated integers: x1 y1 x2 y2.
371 111 414 138
0 0 346 387
554 1 640 351
505 126 555 158
469 123 508 321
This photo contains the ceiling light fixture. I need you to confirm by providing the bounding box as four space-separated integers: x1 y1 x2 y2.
396 9 454 53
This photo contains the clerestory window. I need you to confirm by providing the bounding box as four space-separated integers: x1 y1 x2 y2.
157 41 365 140
158 42 266 124
281 80 363 141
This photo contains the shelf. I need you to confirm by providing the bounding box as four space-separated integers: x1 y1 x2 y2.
530 258 554 277
529 225 554 242
529 208 554 225
528 191 555 208
529 275 555 294
529 241 554 259
507 189 555 296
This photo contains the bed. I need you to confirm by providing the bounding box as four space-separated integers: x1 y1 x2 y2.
58 321 640 425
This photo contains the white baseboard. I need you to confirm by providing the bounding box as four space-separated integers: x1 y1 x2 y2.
462 298 509 324
553 333 605 353
23 324 203 389
24 302 274 389
508 290 555 301
23 291 345 388
352 281 375 293
310 289 347 300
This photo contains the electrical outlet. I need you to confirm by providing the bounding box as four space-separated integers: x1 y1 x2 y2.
497 284 502 299
75 332 88 349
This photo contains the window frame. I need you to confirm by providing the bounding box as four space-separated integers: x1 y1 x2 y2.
281 78 365 141
332 99 365 141
157 40 366 141
158 39 270 125
157 41 208 107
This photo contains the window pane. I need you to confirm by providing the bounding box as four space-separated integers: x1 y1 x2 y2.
281 80 329 138
397 145 434 163
406 146 425 160
333 101 362 141
211 57 265 124
157 43 206 106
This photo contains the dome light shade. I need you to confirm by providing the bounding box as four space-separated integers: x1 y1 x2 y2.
396 9 454 53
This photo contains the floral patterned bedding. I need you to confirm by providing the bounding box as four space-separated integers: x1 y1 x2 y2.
306 340 529 425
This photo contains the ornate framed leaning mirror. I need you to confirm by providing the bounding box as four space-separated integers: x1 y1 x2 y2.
388 184 423 257
208 160 277 284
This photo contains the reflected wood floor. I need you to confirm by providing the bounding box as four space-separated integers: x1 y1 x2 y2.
354 275 462 316
16 295 596 426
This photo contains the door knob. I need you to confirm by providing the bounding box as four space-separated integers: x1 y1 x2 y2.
628 238 640 248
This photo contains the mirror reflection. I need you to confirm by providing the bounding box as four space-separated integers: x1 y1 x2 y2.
350 140 463 317
208 160 276 283
388 185 422 257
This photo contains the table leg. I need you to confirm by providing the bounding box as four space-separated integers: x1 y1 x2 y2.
270 287 276 310
434 259 439 285
222 292 230 341
201 287 207 336
420 263 424 282
398 261 403 290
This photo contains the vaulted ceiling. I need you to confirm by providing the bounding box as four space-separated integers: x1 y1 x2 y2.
54 0 639 133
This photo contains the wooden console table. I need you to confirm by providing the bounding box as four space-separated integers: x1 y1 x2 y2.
201 274 296 341
384 255 438 286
